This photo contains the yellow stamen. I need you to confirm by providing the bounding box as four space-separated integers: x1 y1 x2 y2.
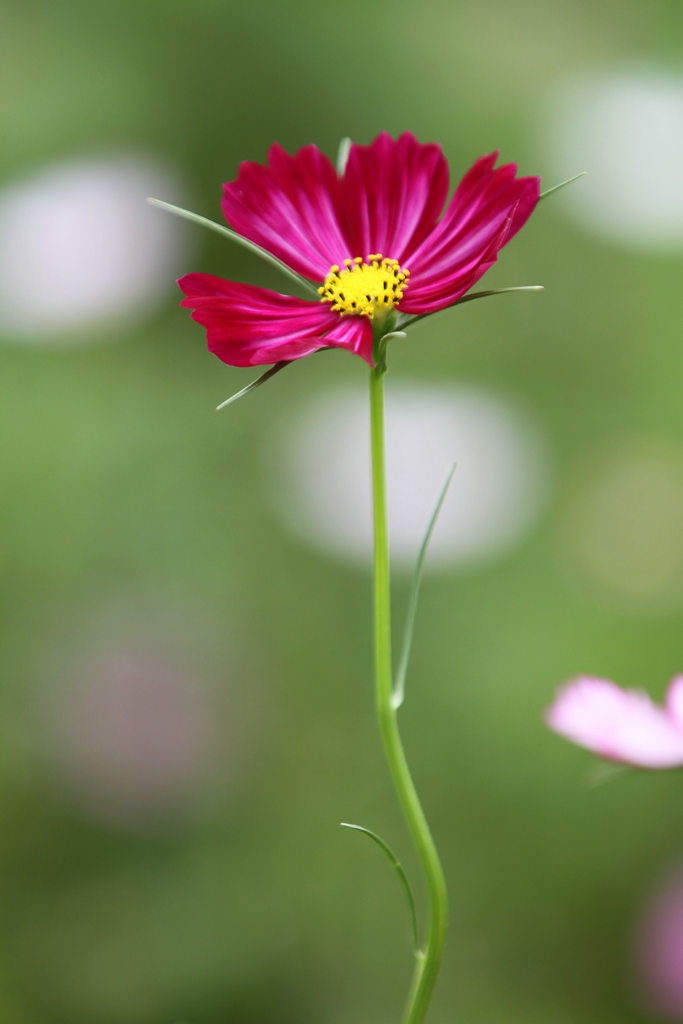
319 254 410 320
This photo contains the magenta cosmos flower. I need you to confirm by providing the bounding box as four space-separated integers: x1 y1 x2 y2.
546 676 683 769
178 132 540 368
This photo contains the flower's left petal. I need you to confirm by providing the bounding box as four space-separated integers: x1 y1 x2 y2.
342 132 449 261
546 676 683 769
221 144 352 282
178 274 338 367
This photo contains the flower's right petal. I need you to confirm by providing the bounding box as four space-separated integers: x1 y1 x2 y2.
397 211 513 313
546 677 683 769
221 144 353 282
178 274 338 367
405 154 539 280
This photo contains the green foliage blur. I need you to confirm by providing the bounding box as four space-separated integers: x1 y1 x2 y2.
1 1 682 1022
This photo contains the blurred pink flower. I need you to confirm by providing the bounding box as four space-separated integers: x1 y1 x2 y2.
635 863 683 1019
178 132 539 367
47 648 221 828
546 675 683 768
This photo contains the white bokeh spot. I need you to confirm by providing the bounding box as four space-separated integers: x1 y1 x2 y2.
0 153 191 339
544 68 683 248
267 384 551 569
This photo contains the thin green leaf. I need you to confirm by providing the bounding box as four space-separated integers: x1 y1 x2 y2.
336 137 352 175
454 284 544 305
396 285 543 330
340 822 419 951
585 763 632 789
539 171 586 200
216 361 291 411
146 198 320 298
393 463 456 710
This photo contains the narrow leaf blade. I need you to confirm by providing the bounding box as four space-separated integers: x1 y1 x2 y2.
396 285 543 330
340 822 419 951
586 763 632 789
539 171 586 200
455 284 544 306
147 198 320 298
336 137 352 176
216 361 291 411
393 463 456 709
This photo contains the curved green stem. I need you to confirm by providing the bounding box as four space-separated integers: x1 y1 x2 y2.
369 365 448 1024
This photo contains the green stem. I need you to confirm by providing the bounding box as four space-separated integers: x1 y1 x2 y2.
369 365 448 1024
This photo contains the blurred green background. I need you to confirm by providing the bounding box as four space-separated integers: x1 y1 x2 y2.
1 1 683 1022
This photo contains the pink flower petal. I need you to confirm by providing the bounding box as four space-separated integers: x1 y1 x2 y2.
178 274 374 367
408 154 536 264
323 314 374 365
342 131 450 261
400 154 539 309
178 274 338 367
666 676 683 729
221 144 352 282
546 676 683 769
398 209 515 313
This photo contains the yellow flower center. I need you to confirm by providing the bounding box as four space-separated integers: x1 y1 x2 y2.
318 255 410 320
